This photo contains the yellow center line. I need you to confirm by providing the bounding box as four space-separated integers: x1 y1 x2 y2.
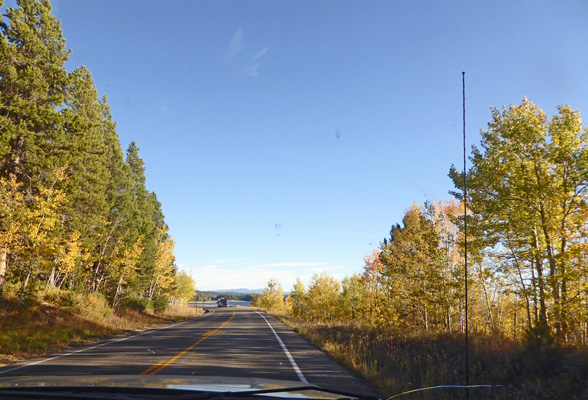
141 360 165 375
140 311 236 375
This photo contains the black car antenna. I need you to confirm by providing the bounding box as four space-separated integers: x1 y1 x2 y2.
385 72 507 400
463 71 469 399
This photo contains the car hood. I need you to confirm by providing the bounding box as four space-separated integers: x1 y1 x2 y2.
0 375 346 399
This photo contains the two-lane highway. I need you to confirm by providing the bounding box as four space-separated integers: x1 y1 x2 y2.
0 308 379 396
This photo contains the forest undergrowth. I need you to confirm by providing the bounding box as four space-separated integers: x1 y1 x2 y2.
272 313 588 400
0 285 202 366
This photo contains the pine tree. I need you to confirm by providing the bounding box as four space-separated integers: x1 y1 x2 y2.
0 0 180 306
0 0 72 297
124 142 166 296
89 98 134 293
0 0 71 183
60 66 110 282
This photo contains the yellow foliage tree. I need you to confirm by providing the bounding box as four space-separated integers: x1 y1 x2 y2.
111 236 144 307
148 227 176 299
17 168 67 305
305 272 341 322
288 277 307 318
257 278 285 311
0 174 25 299
169 270 196 307
339 273 365 322
361 249 389 326
49 230 89 289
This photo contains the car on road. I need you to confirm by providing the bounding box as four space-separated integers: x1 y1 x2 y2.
217 297 228 307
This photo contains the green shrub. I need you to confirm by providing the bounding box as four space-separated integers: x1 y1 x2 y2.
151 294 168 313
120 295 150 312
58 291 82 313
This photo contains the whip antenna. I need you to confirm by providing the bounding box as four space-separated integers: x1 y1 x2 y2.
462 71 469 398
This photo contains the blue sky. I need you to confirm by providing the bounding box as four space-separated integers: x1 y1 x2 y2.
9 0 588 290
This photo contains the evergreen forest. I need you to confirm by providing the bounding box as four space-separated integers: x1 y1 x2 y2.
0 0 194 310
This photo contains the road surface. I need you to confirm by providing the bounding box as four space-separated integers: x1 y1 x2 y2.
0 308 380 396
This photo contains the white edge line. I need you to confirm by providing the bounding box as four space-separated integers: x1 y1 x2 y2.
255 311 308 384
0 312 212 376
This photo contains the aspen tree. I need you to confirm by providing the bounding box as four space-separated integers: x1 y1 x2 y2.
0 175 24 298
450 99 588 340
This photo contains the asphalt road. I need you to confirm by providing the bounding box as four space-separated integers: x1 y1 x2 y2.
0 308 380 396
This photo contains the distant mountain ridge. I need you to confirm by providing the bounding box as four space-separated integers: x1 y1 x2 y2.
194 288 290 301
212 288 264 294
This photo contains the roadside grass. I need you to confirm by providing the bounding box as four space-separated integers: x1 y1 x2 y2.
0 286 202 365
271 313 588 400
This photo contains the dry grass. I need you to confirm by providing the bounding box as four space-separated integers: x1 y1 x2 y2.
272 313 588 400
0 287 202 366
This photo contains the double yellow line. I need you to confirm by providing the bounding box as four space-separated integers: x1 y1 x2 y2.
141 311 236 375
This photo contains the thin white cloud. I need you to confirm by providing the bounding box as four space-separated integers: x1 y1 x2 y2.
214 258 247 264
223 28 245 63
184 260 337 291
245 47 269 77
223 28 269 78
189 265 298 291
252 47 269 62
194 265 219 271
309 265 343 273
252 262 325 269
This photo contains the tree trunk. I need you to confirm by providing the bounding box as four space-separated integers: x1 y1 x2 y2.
507 234 533 329
112 275 124 308
497 292 504 332
95 275 104 293
530 265 538 324
424 307 428 331
18 267 33 307
48 266 56 288
58 272 68 290
0 245 7 300
532 227 549 330
479 264 495 331
539 205 561 337
560 256 568 341
513 296 517 340
148 282 156 300
93 219 120 292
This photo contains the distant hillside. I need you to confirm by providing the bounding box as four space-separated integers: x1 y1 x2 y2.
193 288 291 302
194 290 256 301
214 288 264 294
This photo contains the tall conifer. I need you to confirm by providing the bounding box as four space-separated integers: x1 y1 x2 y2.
0 0 71 183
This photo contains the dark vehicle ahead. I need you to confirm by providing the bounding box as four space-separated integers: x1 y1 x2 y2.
217 297 228 307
